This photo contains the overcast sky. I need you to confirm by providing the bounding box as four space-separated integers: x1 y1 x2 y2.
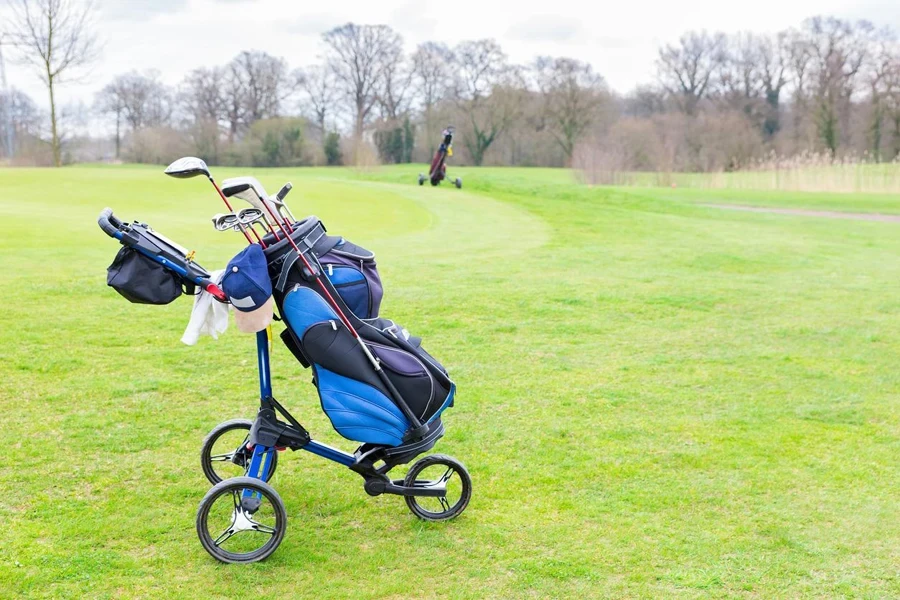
2 0 898 113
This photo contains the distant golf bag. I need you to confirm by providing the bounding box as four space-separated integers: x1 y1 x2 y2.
419 126 462 189
264 217 455 447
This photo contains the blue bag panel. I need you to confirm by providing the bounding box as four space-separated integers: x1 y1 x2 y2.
315 366 409 446
325 265 370 317
282 286 338 337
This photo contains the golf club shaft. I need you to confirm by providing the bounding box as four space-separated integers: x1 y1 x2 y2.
209 177 254 245
243 222 266 247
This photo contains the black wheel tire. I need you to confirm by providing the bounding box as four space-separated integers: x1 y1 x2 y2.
430 179 440 187
418 174 425 185
196 476 287 564
201 419 278 485
454 178 462 189
404 454 472 521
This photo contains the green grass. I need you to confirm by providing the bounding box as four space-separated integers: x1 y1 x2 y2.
2 164 900 598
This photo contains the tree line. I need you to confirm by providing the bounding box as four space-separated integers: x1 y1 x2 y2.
1 1 898 171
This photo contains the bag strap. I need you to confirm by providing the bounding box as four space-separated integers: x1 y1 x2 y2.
274 227 340 293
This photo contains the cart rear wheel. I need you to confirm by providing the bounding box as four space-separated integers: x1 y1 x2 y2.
196 476 287 564
454 178 462 189
201 419 278 485
404 454 471 521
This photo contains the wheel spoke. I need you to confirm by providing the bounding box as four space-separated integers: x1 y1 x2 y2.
439 467 454 483
251 523 277 535
439 496 451 513
213 527 236 547
209 453 234 462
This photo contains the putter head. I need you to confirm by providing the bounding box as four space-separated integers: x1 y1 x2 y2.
165 157 211 179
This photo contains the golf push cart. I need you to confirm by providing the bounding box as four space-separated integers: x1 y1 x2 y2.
418 126 462 189
98 157 471 564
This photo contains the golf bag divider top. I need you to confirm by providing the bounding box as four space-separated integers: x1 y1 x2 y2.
264 216 383 320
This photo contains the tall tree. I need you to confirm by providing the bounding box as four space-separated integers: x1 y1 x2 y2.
222 51 291 142
297 64 337 133
758 32 791 137
323 23 403 139
453 39 519 166
864 30 899 160
94 82 124 158
411 42 454 149
180 66 226 124
656 31 726 116
7 0 99 166
377 45 412 121
0 87 40 157
801 16 876 155
533 56 610 163
96 71 172 158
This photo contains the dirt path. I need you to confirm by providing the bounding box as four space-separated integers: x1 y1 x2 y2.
702 203 900 223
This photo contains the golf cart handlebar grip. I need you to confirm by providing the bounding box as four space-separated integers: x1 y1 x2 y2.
98 208 123 237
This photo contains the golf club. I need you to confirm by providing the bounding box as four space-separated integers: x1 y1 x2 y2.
211 209 268 248
235 207 269 240
220 176 295 237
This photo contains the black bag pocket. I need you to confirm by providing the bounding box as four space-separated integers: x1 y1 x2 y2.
106 247 183 305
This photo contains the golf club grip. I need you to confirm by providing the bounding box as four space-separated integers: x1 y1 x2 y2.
276 183 292 201
98 208 122 238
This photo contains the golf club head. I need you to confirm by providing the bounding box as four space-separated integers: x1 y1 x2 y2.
221 176 287 230
165 157 211 179
212 212 239 232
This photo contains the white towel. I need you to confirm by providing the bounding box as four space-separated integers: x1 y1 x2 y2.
181 270 230 345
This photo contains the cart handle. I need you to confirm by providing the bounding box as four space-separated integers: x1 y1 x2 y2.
99 207 227 302
98 208 123 238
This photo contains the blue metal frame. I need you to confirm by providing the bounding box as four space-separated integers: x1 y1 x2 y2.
245 330 355 482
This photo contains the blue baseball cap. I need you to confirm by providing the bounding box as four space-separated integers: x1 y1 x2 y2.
222 244 274 333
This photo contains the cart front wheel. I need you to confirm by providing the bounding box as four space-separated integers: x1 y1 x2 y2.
404 454 472 521
196 476 287 563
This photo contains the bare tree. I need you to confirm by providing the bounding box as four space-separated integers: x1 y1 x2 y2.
6 0 99 166
0 87 40 157
297 64 337 133
377 47 413 121
411 42 454 149
758 32 791 137
412 42 454 111
656 31 726 116
802 16 876 154
453 39 520 166
323 23 403 139
96 71 172 158
180 66 226 124
94 82 124 158
222 51 291 142
533 56 610 163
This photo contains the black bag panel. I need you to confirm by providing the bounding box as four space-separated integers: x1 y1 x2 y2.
302 323 389 396
300 322 444 422
106 247 182 305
